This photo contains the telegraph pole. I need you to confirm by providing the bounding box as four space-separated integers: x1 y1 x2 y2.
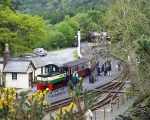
77 30 82 58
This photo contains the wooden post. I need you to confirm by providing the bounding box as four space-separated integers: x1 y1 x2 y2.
117 97 119 109
110 103 113 112
125 93 129 101
104 107 106 120
110 98 113 112
95 110 96 120
121 94 125 105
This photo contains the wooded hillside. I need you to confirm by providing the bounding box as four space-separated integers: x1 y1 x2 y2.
0 0 111 55
0 0 150 119
12 0 112 24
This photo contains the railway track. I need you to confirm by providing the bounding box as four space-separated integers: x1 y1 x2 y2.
91 62 129 111
44 60 129 113
44 81 123 112
91 82 125 110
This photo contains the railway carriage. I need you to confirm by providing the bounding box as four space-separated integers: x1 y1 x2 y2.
63 58 90 78
36 58 97 91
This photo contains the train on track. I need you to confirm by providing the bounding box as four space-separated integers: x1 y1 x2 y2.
35 58 97 91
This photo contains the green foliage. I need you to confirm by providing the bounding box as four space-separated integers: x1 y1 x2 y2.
56 20 75 47
71 10 103 39
1 0 150 119
37 16 79 50
0 7 49 55
13 0 112 24
119 95 150 120
0 0 112 56
103 0 150 46
67 78 100 119
103 0 150 119
38 30 66 50
103 0 150 95
1 2 104 55
136 37 150 94
0 0 12 8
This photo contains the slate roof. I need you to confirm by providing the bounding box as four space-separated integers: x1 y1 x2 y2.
27 48 76 68
63 57 89 67
3 48 77 72
3 60 31 73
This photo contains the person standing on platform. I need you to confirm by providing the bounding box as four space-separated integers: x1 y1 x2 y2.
107 60 112 76
101 64 105 76
118 61 121 71
104 62 108 76
116 61 121 71
96 65 101 76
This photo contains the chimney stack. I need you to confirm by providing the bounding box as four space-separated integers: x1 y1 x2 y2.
77 29 82 58
3 43 10 68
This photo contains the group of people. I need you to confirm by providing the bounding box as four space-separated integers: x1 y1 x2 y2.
96 60 112 76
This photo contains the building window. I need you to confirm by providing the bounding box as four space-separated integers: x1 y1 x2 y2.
12 73 17 80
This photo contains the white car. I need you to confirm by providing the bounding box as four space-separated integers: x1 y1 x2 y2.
33 48 47 56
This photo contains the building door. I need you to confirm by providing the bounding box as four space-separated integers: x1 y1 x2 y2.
29 72 33 88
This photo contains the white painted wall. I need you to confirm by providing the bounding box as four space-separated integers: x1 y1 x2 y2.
5 65 47 88
0 63 3 85
35 68 41 76
5 64 35 89
5 73 29 88
0 63 3 72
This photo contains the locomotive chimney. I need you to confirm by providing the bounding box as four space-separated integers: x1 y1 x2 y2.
77 29 82 58
3 43 10 68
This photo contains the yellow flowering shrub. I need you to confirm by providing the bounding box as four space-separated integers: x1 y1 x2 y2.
30 88 49 106
55 102 77 120
0 87 50 119
0 88 16 112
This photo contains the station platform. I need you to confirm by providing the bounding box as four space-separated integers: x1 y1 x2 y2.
46 59 122 103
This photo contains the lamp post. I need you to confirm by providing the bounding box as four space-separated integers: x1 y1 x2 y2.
77 30 82 58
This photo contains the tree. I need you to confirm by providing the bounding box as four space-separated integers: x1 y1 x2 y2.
103 1 150 119
67 78 100 120
56 20 76 47
0 7 49 56
103 0 150 60
0 0 12 8
11 0 112 24
136 37 150 94
37 30 66 50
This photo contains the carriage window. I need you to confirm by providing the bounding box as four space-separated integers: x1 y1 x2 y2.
72 66 75 71
52 67 56 72
49 66 53 73
81 65 85 69
75 65 78 71
45 67 49 73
